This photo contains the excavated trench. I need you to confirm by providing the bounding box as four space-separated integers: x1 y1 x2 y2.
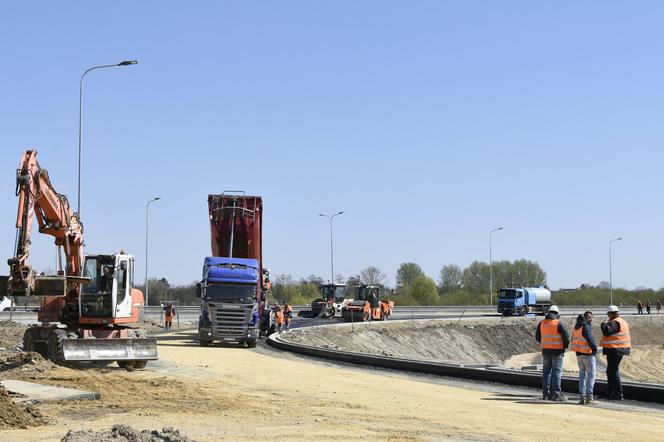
282 315 664 384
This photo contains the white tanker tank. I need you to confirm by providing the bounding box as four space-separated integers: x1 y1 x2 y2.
496 286 552 316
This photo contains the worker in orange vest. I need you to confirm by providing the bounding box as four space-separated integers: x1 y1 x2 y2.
600 305 631 401
284 303 293 331
570 311 597 404
275 305 284 333
535 305 570 401
164 303 175 332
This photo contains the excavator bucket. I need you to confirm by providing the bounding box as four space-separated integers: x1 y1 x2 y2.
62 338 159 362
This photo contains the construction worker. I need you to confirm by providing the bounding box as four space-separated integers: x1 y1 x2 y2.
571 312 597 405
657 299 662 314
636 300 643 314
275 304 284 333
601 305 631 401
535 305 570 401
284 303 293 331
163 303 175 331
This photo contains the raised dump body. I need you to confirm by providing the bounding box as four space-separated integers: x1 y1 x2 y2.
497 286 551 316
197 193 268 347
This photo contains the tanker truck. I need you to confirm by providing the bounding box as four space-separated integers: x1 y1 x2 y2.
196 192 269 347
496 286 551 316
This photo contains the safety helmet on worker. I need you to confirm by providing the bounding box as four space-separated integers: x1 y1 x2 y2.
548 305 559 313
607 305 619 313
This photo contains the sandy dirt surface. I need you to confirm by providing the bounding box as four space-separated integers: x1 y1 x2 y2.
283 317 543 364
504 345 664 384
61 424 194 442
0 329 662 441
284 316 664 374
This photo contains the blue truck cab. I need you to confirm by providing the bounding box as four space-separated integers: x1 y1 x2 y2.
197 257 261 347
496 286 551 316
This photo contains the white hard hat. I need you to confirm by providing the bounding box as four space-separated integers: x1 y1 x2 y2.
548 305 559 313
607 305 619 313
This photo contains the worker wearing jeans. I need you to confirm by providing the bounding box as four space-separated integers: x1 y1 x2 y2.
571 312 598 404
536 305 570 401
600 305 631 400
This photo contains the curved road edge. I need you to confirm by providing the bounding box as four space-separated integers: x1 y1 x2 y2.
267 331 664 404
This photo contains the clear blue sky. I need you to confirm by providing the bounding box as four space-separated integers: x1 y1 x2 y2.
1 2 663 290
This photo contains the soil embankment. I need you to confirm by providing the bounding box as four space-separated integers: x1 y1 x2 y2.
283 315 664 383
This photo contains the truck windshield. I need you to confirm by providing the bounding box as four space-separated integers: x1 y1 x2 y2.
205 284 256 302
498 289 521 299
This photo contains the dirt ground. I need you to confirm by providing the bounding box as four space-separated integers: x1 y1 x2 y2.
0 316 663 440
0 327 660 441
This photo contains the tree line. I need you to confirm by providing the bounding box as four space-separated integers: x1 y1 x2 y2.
138 261 663 308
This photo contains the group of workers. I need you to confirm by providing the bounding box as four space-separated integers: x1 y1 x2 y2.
636 299 661 315
273 303 293 332
536 304 630 404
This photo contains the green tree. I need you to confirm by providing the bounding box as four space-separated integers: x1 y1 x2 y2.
395 262 423 290
439 264 462 294
406 275 439 305
462 261 490 294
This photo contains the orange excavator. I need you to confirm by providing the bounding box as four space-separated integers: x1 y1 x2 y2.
0 149 158 367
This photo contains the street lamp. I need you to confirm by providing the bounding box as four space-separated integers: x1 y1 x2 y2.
145 197 161 306
77 60 138 217
318 211 344 283
489 227 504 306
609 237 623 305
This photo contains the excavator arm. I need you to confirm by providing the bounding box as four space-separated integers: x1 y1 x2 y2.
5 149 85 297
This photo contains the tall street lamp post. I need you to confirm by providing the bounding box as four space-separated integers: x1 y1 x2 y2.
318 212 344 283
489 227 504 306
78 60 138 217
609 237 623 305
145 197 161 306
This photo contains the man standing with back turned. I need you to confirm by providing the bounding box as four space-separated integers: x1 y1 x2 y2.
535 305 570 401
601 305 631 400
571 311 597 404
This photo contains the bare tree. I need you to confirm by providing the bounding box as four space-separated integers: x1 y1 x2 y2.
360 266 387 286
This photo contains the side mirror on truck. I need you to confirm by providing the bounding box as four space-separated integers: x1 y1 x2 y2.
196 282 202 298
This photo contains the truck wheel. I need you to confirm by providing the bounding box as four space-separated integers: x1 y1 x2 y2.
247 339 257 348
47 329 69 364
133 361 147 369
521 306 528 316
199 339 211 347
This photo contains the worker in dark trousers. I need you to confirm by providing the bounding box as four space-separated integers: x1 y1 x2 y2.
600 305 631 400
570 312 597 405
535 305 570 401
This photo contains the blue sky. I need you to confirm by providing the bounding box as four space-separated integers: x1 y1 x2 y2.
1 2 663 289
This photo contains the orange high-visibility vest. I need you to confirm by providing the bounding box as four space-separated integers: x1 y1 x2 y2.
570 327 592 354
600 317 631 349
540 319 564 350
275 310 284 325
